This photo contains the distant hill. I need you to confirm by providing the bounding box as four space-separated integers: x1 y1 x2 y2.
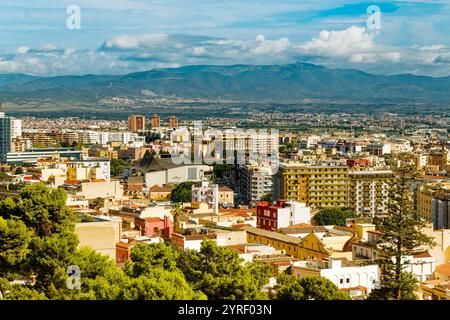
1 62 450 103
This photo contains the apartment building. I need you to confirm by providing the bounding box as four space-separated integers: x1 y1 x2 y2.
168 116 179 129
256 200 311 231
239 164 274 203
418 187 450 229
0 113 12 163
348 170 393 217
274 162 349 208
151 114 161 128
291 259 379 297
128 115 146 132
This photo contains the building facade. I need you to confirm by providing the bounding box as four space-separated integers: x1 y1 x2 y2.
128 115 146 132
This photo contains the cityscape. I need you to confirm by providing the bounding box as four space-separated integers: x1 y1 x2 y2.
0 0 449 311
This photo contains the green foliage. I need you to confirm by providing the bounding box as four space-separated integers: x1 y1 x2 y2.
368 272 418 300
124 242 180 277
179 240 270 300
276 275 349 300
314 207 356 226
213 164 232 180
260 193 273 202
0 217 31 272
171 181 195 203
122 269 206 300
110 158 130 177
0 184 270 300
0 183 73 237
279 141 297 153
28 230 79 294
4 285 48 300
369 154 435 300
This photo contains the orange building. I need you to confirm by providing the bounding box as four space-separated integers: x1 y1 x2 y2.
151 114 161 128
168 116 179 129
128 115 145 132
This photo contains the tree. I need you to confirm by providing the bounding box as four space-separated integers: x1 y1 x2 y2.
0 217 32 299
260 193 272 202
369 154 435 300
178 240 270 300
276 275 348 300
124 242 180 277
0 184 73 237
213 164 232 180
110 158 130 177
122 269 206 300
171 181 195 203
0 217 31 273
0 185 208 300
314 207 356 226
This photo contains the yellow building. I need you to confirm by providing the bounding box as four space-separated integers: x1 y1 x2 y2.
243 226 351 260
149 184 173 201
417 188 434 223
275 163 349 208
421 281 450 300
218 187 234 206
75 215 122 260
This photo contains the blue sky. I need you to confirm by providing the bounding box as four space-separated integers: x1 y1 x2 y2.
1 0 450 76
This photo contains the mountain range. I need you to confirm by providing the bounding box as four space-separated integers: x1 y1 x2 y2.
1 62 450 104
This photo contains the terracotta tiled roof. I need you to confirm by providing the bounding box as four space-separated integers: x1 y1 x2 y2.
413 252 432 258
218 187 233 192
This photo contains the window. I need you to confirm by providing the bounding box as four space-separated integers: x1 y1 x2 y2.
188 168 197 180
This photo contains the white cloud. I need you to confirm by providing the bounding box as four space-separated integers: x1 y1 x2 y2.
17 47 29 54
300 26 375 57
3 26 450 76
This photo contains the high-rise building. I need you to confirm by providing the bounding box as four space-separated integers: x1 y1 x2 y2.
11 119 22 139
274 162 349 208
168 116 178 129
275 162 393 216
0 112 12 163
432 191 450 229
151 114 161 128
128 115 146 132
239 165 274 204
348 170 393 217
418 187 450 229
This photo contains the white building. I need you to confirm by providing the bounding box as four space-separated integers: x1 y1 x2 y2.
143 158 213 187
68 158 111 181
79 130 100 145
291 259 380 296
240 164 274 203
11 119 22 139
192 181 219 214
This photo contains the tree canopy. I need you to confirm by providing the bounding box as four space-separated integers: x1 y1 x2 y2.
314 207 356 227
171 181 195 203
276 275 349 300
368 154 435 300
178 240 271 300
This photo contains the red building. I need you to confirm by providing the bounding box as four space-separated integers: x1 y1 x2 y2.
135 216 173 238
256 200 285 231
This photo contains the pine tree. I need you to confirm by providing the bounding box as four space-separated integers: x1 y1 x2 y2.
369 154 435 300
